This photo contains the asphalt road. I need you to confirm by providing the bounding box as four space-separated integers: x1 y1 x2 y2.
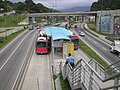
0 27 24 37
0 29 37 90
75 23 120 65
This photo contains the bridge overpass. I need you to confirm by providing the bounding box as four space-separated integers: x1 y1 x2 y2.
27 9 120 37
28 11 97 17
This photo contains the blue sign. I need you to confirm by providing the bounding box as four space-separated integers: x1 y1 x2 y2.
100 16 110 32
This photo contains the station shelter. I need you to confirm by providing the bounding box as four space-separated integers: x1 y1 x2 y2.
44 26 74 56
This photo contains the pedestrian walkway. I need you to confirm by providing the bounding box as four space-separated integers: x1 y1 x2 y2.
21 52 53 90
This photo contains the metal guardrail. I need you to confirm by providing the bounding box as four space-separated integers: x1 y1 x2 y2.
60 59 120 90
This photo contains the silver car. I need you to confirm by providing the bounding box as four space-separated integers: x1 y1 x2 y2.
79 31 85 36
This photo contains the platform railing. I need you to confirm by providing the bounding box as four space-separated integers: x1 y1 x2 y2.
88 59 120 78
60 59 120 90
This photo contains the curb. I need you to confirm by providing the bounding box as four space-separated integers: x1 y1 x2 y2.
83 23 112 45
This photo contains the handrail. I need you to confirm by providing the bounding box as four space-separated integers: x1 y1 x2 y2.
105 60 120 69
60 58 120 90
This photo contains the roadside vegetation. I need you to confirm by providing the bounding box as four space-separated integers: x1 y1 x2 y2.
0 14 28 49
78 38 108 68
91 0 120 11
0 14 27 27
59 73 71 90
0 29 25 49
0 0 55 14
35 17 44 24
87 22 96 31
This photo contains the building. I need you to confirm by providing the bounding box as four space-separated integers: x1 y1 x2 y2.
44 26 71 53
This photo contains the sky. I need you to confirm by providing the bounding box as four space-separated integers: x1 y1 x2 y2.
10 0 98 10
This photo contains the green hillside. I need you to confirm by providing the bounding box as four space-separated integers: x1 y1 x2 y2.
91 0 120 11
0 0 54 14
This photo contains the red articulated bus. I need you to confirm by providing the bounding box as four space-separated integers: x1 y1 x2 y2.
68 35 79 50
36 33 48 54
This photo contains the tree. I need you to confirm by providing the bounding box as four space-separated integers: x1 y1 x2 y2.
13 2 26 14
25 0 34 4
24 0 35 13
91 0 120 11
0 0 55 14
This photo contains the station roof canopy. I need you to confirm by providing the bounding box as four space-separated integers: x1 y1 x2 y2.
44 26 71 41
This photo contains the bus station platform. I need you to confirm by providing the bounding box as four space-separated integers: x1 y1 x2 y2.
21 26 92 90
21 25 115 90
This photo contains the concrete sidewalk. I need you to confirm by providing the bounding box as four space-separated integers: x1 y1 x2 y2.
21 52 53 90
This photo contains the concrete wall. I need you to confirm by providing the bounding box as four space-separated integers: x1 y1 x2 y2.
96 9 120 35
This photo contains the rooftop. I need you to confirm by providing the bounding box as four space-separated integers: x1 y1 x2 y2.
44 26 71 41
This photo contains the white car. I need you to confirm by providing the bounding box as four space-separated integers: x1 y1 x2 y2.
79 31 85 36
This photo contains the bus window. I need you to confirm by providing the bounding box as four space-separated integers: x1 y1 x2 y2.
69 35 79 50
36 42 47 47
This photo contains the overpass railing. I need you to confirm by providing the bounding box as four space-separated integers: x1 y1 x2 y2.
60 59 120 90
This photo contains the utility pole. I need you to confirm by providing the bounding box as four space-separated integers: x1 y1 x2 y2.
2 0 7 39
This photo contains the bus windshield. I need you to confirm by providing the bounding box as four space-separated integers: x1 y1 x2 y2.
69 36 79 50
36 42 47 48
71 38 79 43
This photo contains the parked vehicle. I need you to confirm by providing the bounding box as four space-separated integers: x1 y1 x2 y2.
110 40 120 57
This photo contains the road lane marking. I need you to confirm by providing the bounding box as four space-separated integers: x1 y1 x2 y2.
102 47 107 51
0 32 30 71
88 37 91 40
0 30 28 54
11 30 37 90
94 41 97 44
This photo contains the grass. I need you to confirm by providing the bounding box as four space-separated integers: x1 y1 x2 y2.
0 29 25 49
0 14 28 48
87 22 96 31
59 73 71 90
0 14 27 27
35 17 43 23
78 38 109 68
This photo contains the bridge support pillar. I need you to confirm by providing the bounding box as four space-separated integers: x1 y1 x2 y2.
28 17 36 25
96 10 120 36
66 16 70 29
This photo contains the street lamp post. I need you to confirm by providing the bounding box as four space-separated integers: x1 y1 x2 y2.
2 0 7 39
107 8 111 39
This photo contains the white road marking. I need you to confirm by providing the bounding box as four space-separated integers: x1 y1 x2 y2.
102 47 107 51
0 30 28 54
94 41 97 44
0 32 30 71
11 31 37 90
88 37 91 40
